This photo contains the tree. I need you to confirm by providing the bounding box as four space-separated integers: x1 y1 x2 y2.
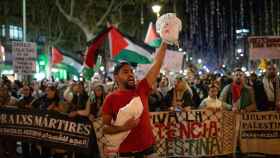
55 0 133 42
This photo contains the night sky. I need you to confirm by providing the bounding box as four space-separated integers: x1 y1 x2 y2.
179 0 280 69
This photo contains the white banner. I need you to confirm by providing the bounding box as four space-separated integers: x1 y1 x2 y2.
248 36 280 60
240 111 280 155
12 41 37 74
93 110 237 157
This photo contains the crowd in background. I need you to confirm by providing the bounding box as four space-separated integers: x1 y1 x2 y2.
0 63 280 158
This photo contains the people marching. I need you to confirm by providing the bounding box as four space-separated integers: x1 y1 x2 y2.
1 61 280 157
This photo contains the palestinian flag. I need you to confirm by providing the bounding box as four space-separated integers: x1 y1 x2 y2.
84 27 113 68
52 47 82 74
144 22 161 48
109 27 154 64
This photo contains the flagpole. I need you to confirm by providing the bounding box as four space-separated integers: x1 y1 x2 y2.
48 46 52 80
23 0 26 42
19 0 27 82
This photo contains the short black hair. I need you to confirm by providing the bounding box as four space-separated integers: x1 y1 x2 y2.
234 68 243 72
113 62 131 75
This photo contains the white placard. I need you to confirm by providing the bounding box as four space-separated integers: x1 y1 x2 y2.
162 49 183 72
12 41 37 74
136 50 183 79
249 36 280 60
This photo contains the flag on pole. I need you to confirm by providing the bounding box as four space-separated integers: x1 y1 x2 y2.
82 26 155 80
108 27 154 64
52 47 63 64
51 47 82 72
84 27 113 68
144 22 161 48
83 55 103 81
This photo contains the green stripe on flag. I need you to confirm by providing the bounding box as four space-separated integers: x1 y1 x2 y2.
82 67 95 80
113 49 152 64
93 55 102 72
54 63 80 76
82 55 102 81
148 38 162 48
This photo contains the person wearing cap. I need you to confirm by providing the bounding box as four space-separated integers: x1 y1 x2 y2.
220 68 256 112
102 42 167 157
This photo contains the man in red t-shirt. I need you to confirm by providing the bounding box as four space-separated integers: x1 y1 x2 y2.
102 42 167 157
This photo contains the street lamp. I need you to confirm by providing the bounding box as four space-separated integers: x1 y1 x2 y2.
152 4 161 17
198 59 202 64
237 48 243 53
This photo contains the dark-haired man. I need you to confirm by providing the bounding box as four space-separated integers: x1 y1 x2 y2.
102 43 167 157
220 68 256 112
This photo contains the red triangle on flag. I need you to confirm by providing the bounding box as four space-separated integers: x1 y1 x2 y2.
85 27 112 67
109 27 128 57
144 22 159 44
52 47 63 64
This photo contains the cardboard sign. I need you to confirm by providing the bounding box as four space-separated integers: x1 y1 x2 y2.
240 111 280 155
249 36 280 60
12 41 36 74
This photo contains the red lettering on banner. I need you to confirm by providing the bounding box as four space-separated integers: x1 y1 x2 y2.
153 120 219 140
166 123 176 140
191 122 202 138
202 123 207 137
155 124 165 139
209 121 218 136
179 123 190 139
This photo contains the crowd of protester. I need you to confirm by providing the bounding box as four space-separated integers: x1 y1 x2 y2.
0 63 279 158
149 63 279 113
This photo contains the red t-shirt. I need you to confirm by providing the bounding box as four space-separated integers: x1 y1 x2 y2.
102 79 155 153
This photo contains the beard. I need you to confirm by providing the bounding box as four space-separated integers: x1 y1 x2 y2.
268 73 276 79
123 80 136 89
235 79 242 84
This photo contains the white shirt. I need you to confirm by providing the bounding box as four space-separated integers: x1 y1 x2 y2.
199 96 223 109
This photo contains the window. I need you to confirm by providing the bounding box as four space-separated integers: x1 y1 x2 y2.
1 25 5 37
9 25 23 40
